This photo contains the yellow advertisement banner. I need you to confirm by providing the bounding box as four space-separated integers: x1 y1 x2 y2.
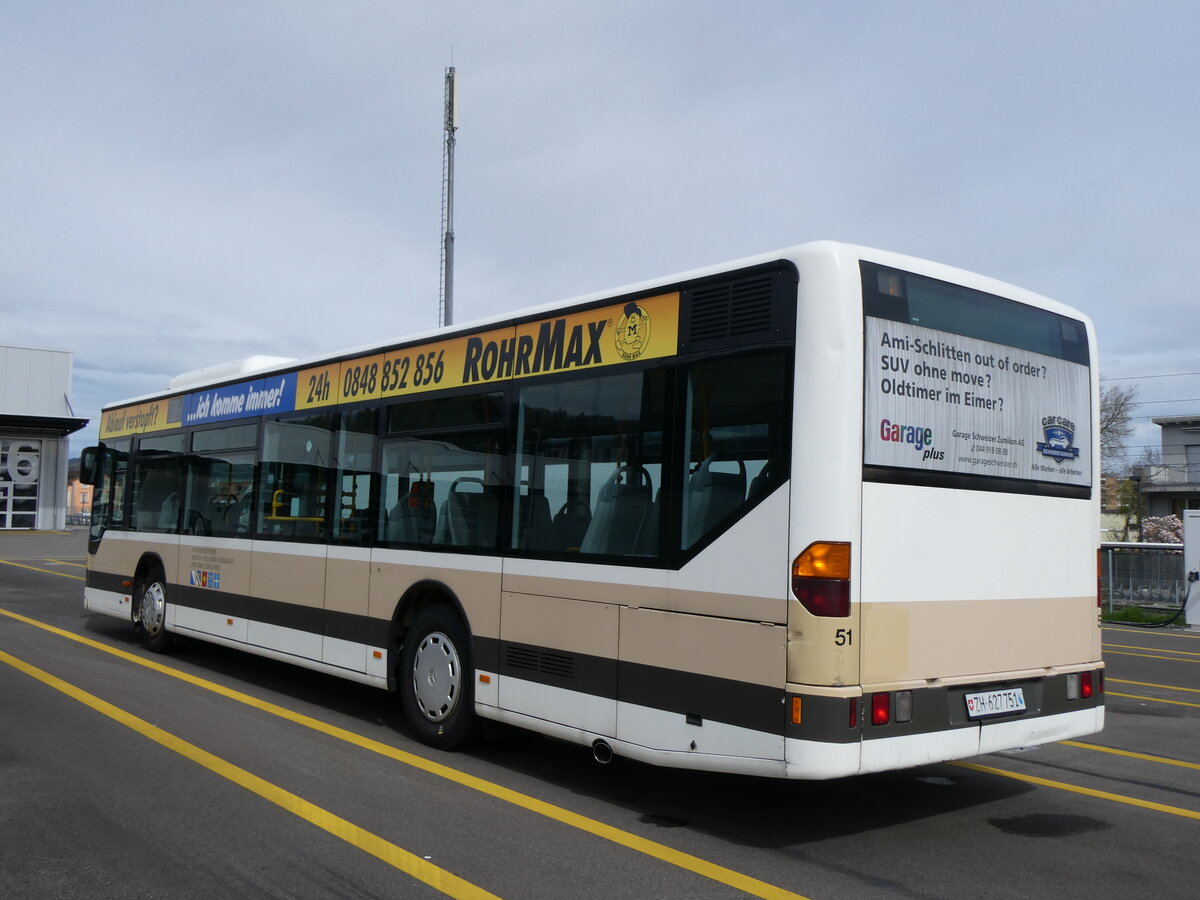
296 292 679 409
102 294 681 426
99 399 182 439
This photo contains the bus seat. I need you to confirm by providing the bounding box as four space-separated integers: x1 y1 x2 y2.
748 460 773 497
580 466 653 556
685 457 745 546
157 492 180 532
517 493 556 551
188 507 213 536
202 496 238 536
137 503 159 531
386 502 414 542
441 478 498 547
632 490 660 555
387 483 437 544
135 472 171 530
552 499 591 552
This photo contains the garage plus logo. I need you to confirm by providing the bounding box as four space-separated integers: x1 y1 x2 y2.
879 418 943 461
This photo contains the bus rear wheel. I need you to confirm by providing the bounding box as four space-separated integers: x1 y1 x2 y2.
399 606 476 749
135 571 172 653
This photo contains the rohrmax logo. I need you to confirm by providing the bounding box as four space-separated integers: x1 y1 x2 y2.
614 301 650 361
1037 415 1080 463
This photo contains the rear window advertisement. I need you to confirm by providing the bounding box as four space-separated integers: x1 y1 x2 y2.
863 317 1091 488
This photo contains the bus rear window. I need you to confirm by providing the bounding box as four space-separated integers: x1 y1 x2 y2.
861 260 1092 497
861 261 1089 365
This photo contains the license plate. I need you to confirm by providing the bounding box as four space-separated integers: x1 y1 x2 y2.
964 687 1027 719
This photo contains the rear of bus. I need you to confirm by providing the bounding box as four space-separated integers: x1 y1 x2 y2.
785 244 1103 778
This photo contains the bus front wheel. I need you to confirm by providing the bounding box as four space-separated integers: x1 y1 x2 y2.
135 572 171 653
399 606 476 749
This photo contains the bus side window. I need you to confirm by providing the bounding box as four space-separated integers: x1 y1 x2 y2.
184 452 255 537
378 434 506 550
131 434 186 535
185 425 257 538
381 393 507 550
515 368 665 559
88 439 130 545
680 351 790 551
331 409 376 546
256 413 334 542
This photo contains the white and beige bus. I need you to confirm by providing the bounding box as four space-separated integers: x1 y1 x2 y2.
81 241 1103 779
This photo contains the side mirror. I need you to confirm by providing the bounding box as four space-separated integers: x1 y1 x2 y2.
79 446 100 485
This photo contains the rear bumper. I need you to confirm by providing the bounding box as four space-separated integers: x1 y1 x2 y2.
785 705 1104 779
783 667 1105 779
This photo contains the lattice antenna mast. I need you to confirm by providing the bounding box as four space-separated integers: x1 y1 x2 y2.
438 66 458 328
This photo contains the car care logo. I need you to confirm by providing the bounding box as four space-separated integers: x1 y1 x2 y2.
1037 415 1080 462
614 301 651 361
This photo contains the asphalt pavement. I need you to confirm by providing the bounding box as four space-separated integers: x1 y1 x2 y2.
0 528 89 560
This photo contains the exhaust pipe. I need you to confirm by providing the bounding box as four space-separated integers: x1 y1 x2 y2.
592 740 613 764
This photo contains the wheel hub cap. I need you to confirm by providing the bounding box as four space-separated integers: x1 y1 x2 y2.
411 631 461 722
140 582 165 635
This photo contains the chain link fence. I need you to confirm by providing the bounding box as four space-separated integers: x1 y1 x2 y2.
1099 542 1186 612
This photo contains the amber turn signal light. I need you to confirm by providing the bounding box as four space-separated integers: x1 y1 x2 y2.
791 541 851 617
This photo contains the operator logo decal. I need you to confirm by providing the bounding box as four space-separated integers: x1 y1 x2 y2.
614 301 651 361
1036 416 1080 463
190 569 221 590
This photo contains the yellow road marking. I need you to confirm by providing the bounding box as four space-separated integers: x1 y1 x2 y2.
1107 691 1200 709
0 558 84 581
1104 649 1200 663
0 648 497 900
950 761 1200 820
1061 741 1200 771
46 558 87 569
1104 642 1200 657
0 608 806 900
1109 678 1200 695
1103 625 1200 640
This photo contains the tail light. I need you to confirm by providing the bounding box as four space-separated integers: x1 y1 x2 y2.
871 692 890 726
792 541 851 617
1068 671 1102 700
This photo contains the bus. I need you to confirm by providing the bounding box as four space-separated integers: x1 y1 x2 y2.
80 241 1103 779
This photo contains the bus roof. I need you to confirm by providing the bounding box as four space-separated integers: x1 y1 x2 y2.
100 240 1083 412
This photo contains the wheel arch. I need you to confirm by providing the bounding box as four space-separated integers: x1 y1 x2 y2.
385 579 470 691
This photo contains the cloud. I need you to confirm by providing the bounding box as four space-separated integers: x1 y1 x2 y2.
1 1 1197 461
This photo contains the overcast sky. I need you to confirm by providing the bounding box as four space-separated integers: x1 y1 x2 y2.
3 1 1197 464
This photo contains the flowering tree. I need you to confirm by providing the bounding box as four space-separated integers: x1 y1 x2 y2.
1141 515 1184 543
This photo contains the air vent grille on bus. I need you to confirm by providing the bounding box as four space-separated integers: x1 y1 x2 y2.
679 265 796 353
504 644 576 680
689 279 773 341
505 646 540 672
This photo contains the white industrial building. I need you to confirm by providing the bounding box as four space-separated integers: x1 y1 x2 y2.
1 345 89 530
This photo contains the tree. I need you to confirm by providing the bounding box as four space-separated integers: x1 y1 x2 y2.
1142 515 1183 543
1114 477 1141 540
1099 382 1138 468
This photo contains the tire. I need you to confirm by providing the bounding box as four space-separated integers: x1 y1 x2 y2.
135 571 172 653
399 605 477 749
